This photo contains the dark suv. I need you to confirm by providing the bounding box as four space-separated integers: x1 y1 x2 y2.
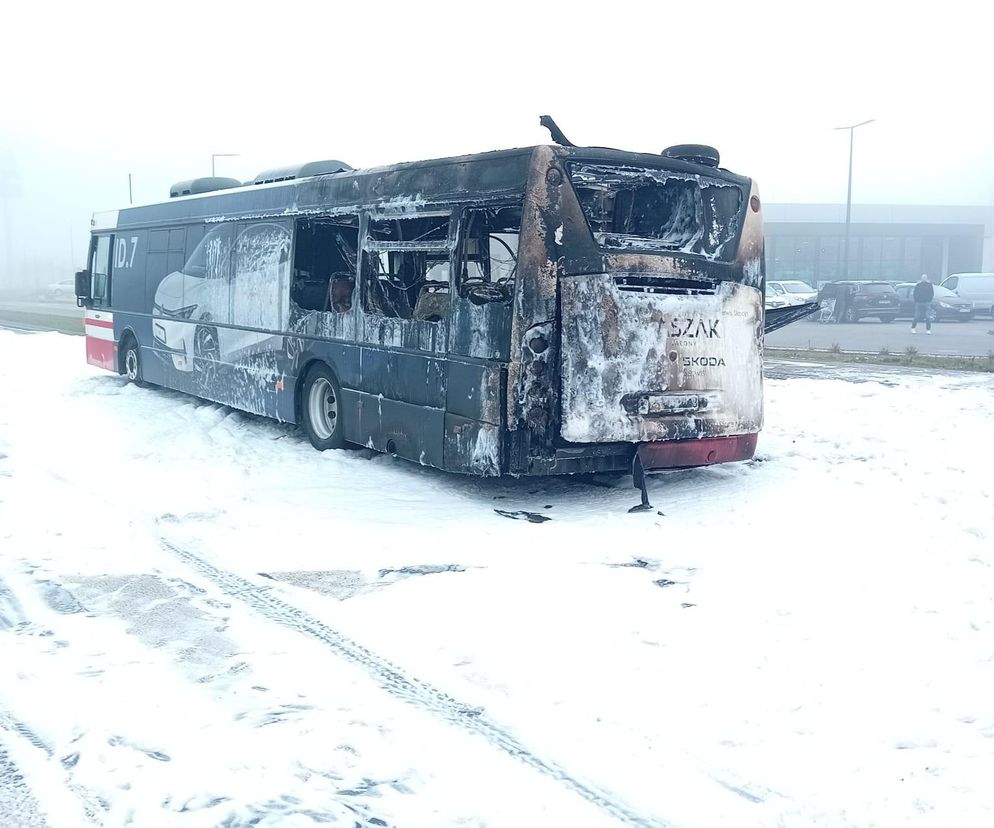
818 281 901 323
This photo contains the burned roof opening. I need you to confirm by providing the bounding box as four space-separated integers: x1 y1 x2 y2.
567 163 745 260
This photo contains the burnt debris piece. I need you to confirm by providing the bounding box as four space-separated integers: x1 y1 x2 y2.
494 509 552 523
539 115 575 147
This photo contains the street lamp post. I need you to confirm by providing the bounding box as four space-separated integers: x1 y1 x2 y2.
211 153 239 177
834 120 874 280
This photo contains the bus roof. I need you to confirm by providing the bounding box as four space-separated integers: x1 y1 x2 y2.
93 144 752 232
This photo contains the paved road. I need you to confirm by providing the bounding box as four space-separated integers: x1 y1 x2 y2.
766 316 994 356
0 301 83 335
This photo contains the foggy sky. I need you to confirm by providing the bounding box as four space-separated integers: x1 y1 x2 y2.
1 0 991 286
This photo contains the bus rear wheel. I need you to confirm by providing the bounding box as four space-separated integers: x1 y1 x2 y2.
122 337 144 387
301 364 345 450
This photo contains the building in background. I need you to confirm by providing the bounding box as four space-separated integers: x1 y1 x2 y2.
765 204 994 286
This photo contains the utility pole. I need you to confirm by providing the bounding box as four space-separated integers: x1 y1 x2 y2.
834 120 874 279
211 153 238 177
128 173 133 205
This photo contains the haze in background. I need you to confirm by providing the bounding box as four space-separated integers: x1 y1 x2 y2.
1 0 990 290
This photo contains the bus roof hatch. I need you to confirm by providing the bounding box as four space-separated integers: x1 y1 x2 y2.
250 160 353 185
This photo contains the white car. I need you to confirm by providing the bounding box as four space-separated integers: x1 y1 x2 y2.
941 273 994 318
44 279 75 301
766 280 817 305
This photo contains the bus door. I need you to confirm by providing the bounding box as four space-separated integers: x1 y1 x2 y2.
354 212 452 467
83 234 116 371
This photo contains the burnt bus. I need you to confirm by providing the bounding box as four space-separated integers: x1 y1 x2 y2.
76 140 785 486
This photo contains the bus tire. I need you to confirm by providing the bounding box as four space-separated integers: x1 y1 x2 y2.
121 336 144 387
301 363 345 450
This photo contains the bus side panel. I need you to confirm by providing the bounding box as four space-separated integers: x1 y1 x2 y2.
358 347 445 409
442 360 504 476
347 389 445 469
443 414 501 477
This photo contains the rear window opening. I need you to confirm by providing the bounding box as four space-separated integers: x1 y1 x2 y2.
568 163 745 260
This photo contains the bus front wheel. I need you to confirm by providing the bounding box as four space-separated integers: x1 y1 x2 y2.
121 337 144 387
301 364 345 451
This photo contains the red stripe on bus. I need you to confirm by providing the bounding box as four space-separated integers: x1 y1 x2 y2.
86 337 117 371
84 318 114 329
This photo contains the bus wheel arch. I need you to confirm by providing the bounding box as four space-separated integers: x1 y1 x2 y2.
297 359 346 450
118 330 144 387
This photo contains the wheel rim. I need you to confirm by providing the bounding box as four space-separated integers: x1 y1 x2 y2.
196 327 219 360
125 349 139 381
308 377 338 441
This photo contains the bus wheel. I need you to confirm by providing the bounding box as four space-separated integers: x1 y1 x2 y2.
194 324 220 386
122 337 144 387
302 364 345 450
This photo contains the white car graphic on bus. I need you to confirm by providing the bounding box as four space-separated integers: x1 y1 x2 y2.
152 223 290 371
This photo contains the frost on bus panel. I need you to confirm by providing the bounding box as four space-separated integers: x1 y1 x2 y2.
559 279 763 445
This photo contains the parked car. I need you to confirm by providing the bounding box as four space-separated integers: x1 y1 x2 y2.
764 291 794 311
894 283 973 322
940 273 994 318
817 281 901 322
44 279 75 301
767 280 817 305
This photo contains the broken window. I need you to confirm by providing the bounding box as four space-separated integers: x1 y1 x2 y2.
569 163 744 260
291 216 359 313
361 214 451 322
458 207 520 305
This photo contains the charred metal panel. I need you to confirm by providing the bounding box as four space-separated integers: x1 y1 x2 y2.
353 391 445 469
506 147 603 474
735 181 765 290
445 360 502 426
443 414 502 477
449 295 512 361
287 301 359 344
559 277 763 444
358 347 446 409
360 311 445 353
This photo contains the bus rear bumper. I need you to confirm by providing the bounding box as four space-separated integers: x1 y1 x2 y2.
638 433 757 471
518 433 758 476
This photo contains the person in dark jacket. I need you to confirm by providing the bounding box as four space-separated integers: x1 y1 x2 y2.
911 274 934 333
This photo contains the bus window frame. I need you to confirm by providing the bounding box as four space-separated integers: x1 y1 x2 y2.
359 210 455 329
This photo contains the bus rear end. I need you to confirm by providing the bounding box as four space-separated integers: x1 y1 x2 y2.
508 145 764 479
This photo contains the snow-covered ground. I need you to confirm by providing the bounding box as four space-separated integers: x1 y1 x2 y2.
2 329 994 828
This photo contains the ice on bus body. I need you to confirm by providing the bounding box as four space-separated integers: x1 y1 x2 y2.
559 278 763 444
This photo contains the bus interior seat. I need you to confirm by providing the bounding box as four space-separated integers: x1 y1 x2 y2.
328 274 354 313
366 275 413 319
292 270 330 311
413 287 449 322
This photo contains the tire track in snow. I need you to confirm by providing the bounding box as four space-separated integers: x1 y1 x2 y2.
0 708 103 825
0 741 48 828
161 537 672 828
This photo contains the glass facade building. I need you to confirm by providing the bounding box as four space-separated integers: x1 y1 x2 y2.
764 205 993 288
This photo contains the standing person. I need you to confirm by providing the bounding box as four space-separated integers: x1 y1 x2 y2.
911 274 934 334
